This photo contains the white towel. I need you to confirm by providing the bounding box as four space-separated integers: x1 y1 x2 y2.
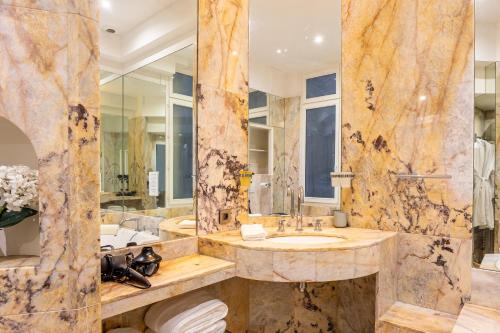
204 320 227 333
144 291 228 333
106 328 141 333
100 224 119 236
178 220 196 229
145 320 226 333
240 224 267 241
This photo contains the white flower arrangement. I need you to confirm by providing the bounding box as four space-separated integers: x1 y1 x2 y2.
0 165 38 212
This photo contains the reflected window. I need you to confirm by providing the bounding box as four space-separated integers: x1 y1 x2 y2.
173 72 193 97
249 116 267 125
305 104 336 198
172 104 193 199
306 73 337 99
249 90 268 109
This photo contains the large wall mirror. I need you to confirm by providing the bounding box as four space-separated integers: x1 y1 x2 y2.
248 0 341 218
99 0 197 250
474 0 500 270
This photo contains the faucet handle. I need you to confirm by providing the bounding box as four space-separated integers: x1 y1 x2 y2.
314 219 322 232
277 219 286 232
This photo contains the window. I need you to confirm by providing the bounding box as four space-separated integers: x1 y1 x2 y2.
249 90 268 110
168 72 194 205
173 72 193 97
306 73 337 99
301 71 340 205
249 116 267 125
172 104 193 199
305 104 336 198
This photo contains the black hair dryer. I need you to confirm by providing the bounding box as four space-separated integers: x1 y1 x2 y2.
131 246 162 277
101 253 151 289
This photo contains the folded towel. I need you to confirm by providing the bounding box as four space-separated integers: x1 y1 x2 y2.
100 224 120 236
106 328 141 333
204 320 227 333
144 320 225 333
144 291 228 333
240 224 267 241
178 220 196 229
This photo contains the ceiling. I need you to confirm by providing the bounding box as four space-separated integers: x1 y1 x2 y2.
100 0 178 34
250 0 341 75
476 0 500 24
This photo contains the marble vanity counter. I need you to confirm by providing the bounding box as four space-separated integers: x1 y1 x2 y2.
199 227 396 282
101 254 235 319
158 215 197 239
200 227 395 251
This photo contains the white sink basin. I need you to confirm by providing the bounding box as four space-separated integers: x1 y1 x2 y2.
266 235 345 244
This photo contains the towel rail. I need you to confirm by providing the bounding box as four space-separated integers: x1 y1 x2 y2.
395 174 452 179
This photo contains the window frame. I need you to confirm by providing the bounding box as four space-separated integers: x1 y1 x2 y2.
300 69 341 207
167 95 194 207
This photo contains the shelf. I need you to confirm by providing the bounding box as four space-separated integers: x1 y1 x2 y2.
378 302 457 333
101 254 235 318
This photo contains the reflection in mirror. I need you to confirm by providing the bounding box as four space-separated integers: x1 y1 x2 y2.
473 0 500 270
248 0 341 219
99 0 197 250
0 117 40 266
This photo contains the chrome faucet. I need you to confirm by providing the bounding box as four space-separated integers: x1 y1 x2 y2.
277 219 286 232
314 219 322 232
287 186 296 219
119 217 141 231
295 186 304 231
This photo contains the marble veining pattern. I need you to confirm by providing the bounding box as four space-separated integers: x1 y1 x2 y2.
248 277 376 333
341 0 474 239
0 1 100 330
196 85 249 233
396 233 471 315
196 0 249 235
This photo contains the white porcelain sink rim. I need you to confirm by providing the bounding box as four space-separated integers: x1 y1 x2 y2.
265 235 345 244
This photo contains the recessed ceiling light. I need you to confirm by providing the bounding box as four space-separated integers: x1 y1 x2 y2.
104 27 116 34
313 35 324 44
276 49 282 54
101 0 111 9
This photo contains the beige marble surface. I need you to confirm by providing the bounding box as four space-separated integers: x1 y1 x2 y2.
196 0 249 235
248 277 376 333
0 1 101 329
201 226 396 251
452 304 500 333
200 227 396 282
471 268 500 310
377 301 457 333
397 233 471 315
341 0 474 239
101 254 235 319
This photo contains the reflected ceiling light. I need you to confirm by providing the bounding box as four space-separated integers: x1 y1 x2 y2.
314 35 324 44
231 50 238 56
419 95 427 101
101 0 111 9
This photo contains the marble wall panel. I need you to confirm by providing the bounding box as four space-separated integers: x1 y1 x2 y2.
196 85 249 233
248 277 376 333
196 0 249 234
396 233 471 315
341 0 474 239
283 96 301 213
0 0 100 328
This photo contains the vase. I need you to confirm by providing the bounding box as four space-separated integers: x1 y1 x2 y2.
0 207 37 228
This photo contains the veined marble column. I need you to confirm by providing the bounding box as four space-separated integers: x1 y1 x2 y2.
0 1 101 331
196 0 249 234
341 0 473 315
